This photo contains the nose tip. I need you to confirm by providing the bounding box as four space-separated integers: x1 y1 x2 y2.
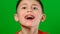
27 11 32 12
27 9 32 12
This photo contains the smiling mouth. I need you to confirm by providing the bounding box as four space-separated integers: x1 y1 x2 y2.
24 14 35 20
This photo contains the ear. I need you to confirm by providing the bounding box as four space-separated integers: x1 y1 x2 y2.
14 14 19 22
41 14 46 22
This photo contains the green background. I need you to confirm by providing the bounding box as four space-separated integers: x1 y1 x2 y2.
0 0 60 34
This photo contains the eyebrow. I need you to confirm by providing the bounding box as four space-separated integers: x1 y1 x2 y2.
20 3 27 6
32 4 39 6
20 3 39 6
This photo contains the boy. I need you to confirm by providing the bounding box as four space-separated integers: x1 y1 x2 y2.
14 0 47 34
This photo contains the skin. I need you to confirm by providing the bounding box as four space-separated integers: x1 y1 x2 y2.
14 0 46 34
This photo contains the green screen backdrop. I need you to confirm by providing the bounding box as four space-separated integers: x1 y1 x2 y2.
0 0 60 34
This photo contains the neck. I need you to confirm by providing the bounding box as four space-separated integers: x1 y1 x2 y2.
20 25 39 34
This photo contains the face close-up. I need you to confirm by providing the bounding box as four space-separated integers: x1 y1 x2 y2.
15 0 46 27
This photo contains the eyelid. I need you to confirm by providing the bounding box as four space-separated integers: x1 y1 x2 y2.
21 5 27 7
32 6 38 8
32 6 39 10
20 5 27 7
21 7 27 9
21 6 27 8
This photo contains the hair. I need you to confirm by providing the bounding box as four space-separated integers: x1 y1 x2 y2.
16 0 44 13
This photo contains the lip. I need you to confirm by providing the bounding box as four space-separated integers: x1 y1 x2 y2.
24 14 35 20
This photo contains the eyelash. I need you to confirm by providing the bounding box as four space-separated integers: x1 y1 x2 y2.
22 7 26 9
32 7 38 10
21 7 38 10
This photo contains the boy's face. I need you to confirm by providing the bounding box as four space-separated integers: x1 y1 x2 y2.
15 0 45 27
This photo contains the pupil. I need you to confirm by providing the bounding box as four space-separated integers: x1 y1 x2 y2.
22 7 26 9
33 7 36 10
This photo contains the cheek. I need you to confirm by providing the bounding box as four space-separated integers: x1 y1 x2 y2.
34 11 42 18
17 10 26 22
18 10 26 17
34 11 42 23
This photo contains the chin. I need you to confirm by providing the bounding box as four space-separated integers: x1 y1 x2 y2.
21 23 37 28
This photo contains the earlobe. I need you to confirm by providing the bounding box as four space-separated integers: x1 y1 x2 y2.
41 14 46 22
14 14 19 22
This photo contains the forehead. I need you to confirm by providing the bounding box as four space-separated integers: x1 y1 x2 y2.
19 0 41 6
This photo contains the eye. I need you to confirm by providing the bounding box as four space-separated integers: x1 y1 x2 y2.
22 7 26 9
32 7 38 10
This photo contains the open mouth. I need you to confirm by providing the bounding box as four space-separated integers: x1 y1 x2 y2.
24 14 35 20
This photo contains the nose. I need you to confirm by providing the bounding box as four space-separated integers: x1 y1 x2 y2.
27 8 32 12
